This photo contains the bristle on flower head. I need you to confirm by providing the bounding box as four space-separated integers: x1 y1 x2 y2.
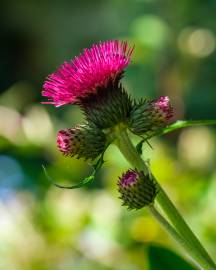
57 125 106 160
118 169 157 210
42 40 134 107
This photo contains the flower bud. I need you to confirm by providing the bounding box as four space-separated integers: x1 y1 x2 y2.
57 125 106 160
129 96 173 136
118 169 157 210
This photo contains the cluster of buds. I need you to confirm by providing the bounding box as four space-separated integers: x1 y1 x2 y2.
42 40 173 209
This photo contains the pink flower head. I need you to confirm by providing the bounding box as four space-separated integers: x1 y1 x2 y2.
42 40 134 107
151 96 173 122
119 169 139 188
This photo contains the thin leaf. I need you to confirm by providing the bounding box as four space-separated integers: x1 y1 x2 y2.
136 139 153 155
42 146 107 189
148 120 216 140
136 120 216 154
136 139 144 155
42 165 95 189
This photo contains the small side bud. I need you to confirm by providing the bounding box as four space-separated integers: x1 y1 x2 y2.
118 169 157 210
129 96 173 136
57 125 106 160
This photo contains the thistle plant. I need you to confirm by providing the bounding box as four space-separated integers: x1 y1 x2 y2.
42 40 216 270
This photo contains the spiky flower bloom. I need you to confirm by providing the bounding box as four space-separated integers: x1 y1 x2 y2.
57 125 106 160
129 96 173 136
42 40 134 107
118 169 157 210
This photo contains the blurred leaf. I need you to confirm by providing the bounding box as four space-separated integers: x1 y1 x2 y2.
148 245 196 270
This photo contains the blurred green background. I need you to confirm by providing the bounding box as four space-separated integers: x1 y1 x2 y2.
0 0 216 269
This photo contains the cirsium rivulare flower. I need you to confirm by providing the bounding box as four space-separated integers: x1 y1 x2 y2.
57 125 106 161
42 40 134 107
129 96 173 136
118 169 157 210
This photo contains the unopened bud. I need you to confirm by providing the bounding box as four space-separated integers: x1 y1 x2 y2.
129 96 173 136
118 169 157 210
57 125 106 160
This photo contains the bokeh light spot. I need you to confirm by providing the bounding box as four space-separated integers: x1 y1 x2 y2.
130 15 170 49
178 27 215 57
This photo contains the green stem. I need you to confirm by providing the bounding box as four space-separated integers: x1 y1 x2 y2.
146 120 216 140
115 129 216 270
156 185 216 270
149 205 200 269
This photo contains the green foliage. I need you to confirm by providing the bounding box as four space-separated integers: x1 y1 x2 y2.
148 245 196 270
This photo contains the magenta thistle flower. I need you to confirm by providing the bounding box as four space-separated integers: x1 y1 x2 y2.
118 169 157 210
42 40 134 107
129 96 173 136
57 125 106 160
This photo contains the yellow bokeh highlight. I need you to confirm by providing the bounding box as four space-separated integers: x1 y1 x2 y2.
130 216 159 242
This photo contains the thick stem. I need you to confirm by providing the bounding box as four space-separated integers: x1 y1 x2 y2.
115 129 216 270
